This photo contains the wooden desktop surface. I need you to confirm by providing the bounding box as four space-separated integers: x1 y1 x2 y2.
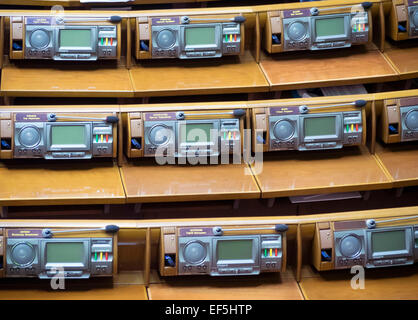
121 160 260 203
299 265 418 300
375 141 418 188
259 44 398 91
0 63 134 98
148 269 303 300
252 145 393 198
129 51 269 97
382 41 418 80
0 161 125 206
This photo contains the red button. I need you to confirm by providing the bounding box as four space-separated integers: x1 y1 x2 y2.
356 124 359 132
111 38 113 46
234 34 237 41
106 134 109 142
275 248 278 256
105 252 108 260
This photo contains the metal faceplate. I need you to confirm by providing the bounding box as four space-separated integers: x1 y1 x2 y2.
151 25 180 59
334 229 366 269
283 17 311 51
14 122 46 158
269 115 299 151
342 111 363 146
143 121 176 156
6 239 41 277
25 25 54 59
408 6 418 36
178 237 212 275
401 106 418 141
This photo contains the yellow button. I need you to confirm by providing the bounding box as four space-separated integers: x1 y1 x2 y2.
105 38 109 46
351 124 354 132
269 248 273 257
101 134 104 143
100 252 103 261
229 34 232 42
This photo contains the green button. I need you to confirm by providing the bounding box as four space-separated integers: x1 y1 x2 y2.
264 249 267 257
95 252 97 261
346 124 349 132
96 135 99 142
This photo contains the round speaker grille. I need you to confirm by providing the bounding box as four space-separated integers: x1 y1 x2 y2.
156 29 176 49
11 243 35 266
413 10 418 27
273 120 295 141
340 235 362 258
148 125 171 146
405 110 418 130
288 21 307 41
18 126 41 148
30 29 50 49
183 241 207 264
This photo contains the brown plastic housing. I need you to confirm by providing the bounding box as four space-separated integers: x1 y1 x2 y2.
135 14 245 60
124 109 244 158
251 102 368 153
263 3 373 54
387 0 417 41
0 111 118 159
159 225 287 277
9 15 122 60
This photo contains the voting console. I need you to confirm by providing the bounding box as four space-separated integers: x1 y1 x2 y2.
387 0 418 41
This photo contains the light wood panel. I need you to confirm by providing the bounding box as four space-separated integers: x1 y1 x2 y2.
300 265 418 300
383 41 418 79
0 161 125 206
121 161 260 203
148 269 303 300
259 44 398 91
375 141 418 187
252 145 393 198
0 63 134 98
129 51 269 97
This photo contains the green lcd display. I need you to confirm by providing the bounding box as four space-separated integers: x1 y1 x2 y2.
183 123 213 143
46 242 85 263
217 240 253 261
304 117 336 136
315 17 346 37
185 27 216 46
372 230 406 253
59 29 92 48
51 126 86 145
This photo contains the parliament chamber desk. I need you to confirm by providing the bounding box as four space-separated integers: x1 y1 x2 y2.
299 265 418 300
252 145 393 199
0 161 125 206
147 269 303 300
259 44 398 91
375 142 418 188
129 51 269 97
121 160 260 203
382 40 418 80
0 62 134 98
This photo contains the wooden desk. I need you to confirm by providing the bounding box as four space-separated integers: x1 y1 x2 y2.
0 272 148 300
129 51 269 97
0 63 134 98
299 265 418 300
121 160 260 203
252 145 393 198
0 161 125 206
259 44 398 91
148 269 303 300
383 40 418 80
375 141 418 188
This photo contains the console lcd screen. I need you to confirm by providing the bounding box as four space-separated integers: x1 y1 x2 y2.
315 17 345 37
304 116 336 136
182 123 213 143
59 29 92 48
46 242 85 263
372 230 406 253
217 240 253 261
185 27 216 46
51 126 86 145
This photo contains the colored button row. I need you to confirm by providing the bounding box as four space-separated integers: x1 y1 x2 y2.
94 251 109 261
263 248 278 257
346 123 359 132
223 131 238 140
100 38 114 46
225 34 238 42
353 24 366 32
95 134 109 143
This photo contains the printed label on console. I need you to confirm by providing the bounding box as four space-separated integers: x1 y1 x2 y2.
151 17 180 25
283 9 311 19
270 106 300 115
179 227 214 237
25 17 54 25
145 112 177 121
15 113 48 122
408 0 418 6
7 229 43 238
